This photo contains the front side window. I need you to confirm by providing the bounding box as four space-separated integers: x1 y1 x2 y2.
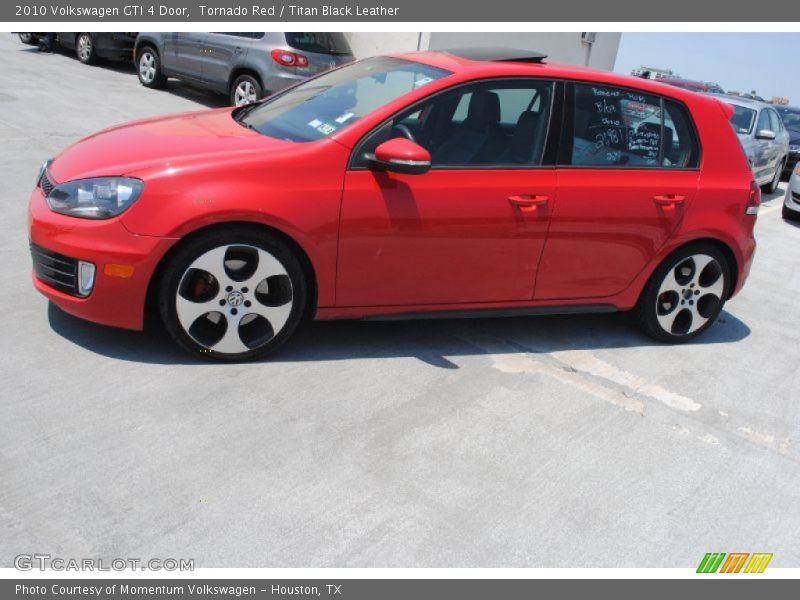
353 79 554 169
756 109 771 134
570 84 698 168
767 109 782 133
236 57 451 142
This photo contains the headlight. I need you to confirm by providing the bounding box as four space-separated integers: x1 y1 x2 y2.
46 177 144 219
789 145 800 153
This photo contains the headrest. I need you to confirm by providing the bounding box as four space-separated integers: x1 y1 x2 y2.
466 91 501 126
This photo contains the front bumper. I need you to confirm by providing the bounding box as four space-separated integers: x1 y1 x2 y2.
784 184 800 216
28 187 176 330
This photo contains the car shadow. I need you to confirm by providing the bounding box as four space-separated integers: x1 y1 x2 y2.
761 186 786 205
46 302 752 368
159 82 230 109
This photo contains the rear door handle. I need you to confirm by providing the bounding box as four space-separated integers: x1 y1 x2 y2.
653 194 686 206
508 194 549 212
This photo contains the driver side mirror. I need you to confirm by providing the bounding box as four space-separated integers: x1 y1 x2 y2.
368 138 431 175
756 129 776 140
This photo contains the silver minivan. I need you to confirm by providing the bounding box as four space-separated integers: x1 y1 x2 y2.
134 32 355 106
716 95 790 194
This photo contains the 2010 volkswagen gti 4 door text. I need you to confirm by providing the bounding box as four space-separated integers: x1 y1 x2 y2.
28 48 759 361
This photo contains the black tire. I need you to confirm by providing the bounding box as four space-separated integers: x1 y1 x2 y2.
158 227 308 362
18 33 38 46
784 204 800 221
76 33 97 65
137 45 166 89
633 243 731 343
761 159 784 194
229 74 263 107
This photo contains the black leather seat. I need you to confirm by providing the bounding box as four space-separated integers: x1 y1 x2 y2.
433 91 505 165
500 110 548 164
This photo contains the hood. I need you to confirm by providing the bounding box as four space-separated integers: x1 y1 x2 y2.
49 108 292 182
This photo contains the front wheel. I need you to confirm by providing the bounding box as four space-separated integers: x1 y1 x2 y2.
137 46 166 88
634 244 730 343
18 33 38 45
158 228 307 361
762 159 784 194
76 33 97 64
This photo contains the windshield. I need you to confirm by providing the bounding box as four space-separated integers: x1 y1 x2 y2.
285 32 352 56
776 107 800 131
236 57 451 142
729 105 757 135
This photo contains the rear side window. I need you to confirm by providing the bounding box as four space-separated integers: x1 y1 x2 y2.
569 83 699 169
285 33 352 56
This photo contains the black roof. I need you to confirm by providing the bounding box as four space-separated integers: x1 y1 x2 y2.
444 47 547 63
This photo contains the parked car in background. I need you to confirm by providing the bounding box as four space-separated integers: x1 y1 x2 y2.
134 32 355 106
713 95 789 193
775 105 800 178
29 49 759 360
784 164 800 220
15 33 45 46
657 76 724 94
52 33 137 64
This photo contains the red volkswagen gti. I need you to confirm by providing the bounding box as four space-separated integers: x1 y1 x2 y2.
28 48 759 361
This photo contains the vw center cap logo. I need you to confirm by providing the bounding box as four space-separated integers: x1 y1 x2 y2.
227 291 244 307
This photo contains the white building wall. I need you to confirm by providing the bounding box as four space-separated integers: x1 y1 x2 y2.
343 32 621 71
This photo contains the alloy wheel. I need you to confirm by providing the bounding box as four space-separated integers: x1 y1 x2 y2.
77 35 92 62
139 52 156 83
655 253 725 336
234 81 257 106
175 244 294 355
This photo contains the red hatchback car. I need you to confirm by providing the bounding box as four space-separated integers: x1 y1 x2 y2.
29 48 759 361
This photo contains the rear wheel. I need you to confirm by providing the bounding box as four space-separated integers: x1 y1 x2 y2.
137 46 165 88
76 33 97 64
230 74 263 107
634 244 730 343
158 227 307 361
762 159 784 194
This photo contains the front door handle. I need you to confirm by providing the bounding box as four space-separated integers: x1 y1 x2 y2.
653 194 686 206
508 194 549 212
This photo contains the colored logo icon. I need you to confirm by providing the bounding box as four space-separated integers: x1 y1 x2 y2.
697 553 773 573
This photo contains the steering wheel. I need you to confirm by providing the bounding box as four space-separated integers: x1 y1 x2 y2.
394 123 417 144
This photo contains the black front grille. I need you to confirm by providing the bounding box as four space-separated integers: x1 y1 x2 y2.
30 243 78 296
793 191 800 201
38 169 56 196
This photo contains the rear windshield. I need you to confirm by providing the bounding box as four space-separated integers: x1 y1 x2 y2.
285 33 352 56
235 57 451 142
729 105 756 135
